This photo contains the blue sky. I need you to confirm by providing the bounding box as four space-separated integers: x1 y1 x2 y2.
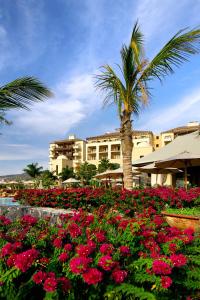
0 0 200 175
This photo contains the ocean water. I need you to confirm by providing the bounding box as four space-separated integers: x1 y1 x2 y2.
0 197 20 206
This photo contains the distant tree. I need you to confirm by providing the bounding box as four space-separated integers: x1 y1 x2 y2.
23 163 43 178
0 76 52 125
59 166 74 181
98 158 120 173
109 163 120 170
77 162 97 184
98 158 110 173
36 170 56 188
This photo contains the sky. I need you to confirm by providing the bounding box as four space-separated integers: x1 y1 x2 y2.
0 0 200 175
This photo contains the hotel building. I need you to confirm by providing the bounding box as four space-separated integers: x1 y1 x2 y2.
49 121 200 175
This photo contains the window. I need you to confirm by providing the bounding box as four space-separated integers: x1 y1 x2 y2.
56 165 58 175
156 144 159 147
140 155 144 158
156 136 159 139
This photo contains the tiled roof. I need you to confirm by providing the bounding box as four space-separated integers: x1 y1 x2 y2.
162 125 200 134
86 130 153 140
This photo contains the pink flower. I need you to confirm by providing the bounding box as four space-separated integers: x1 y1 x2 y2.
14 249 39 272
21 215 37 225
82 268 103 285
152 260 172 275
32 271 47 284
112 270 127 284
119 246 130 255
170 254 187 267
70 257 91 274
43 277 57 292
1 243 13 257
84 215 94 226
95 231 106 243
98 255 116 271
64 243 73 252
53 238 62 248
59 252 69 262
100 244 114 255
76 244 93 257
161 276 172 289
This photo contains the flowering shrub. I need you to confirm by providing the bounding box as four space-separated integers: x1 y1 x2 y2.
0 209 200 299
14 187 200 214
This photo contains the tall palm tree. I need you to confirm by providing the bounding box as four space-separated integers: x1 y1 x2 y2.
95 22 200 190
23 163 43 178
0 76 52 124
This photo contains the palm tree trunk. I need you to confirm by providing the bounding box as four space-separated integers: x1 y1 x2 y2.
120 111 133 190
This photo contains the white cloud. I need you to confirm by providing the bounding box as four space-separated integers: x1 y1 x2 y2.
0 143 47 161
139 87 200 131
11 72 102 136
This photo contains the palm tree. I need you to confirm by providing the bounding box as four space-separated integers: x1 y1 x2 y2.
0 76 52 124
95 22 200 189
23 163 43 178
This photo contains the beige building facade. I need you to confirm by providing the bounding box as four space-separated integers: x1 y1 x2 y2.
49 135 86 175
86 131 154 167
49 121 200 177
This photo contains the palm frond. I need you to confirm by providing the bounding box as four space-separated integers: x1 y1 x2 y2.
95 65 126 113
130 21 144 66
0 76 53 110
0 111 12 125
140 27 200 82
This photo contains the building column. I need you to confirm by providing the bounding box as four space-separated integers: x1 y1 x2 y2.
96 145 99 161
108 144 111 160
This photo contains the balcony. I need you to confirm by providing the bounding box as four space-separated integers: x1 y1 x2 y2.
73 145 79 149
87 147 96 154
73 152 80 157
164 136 172 142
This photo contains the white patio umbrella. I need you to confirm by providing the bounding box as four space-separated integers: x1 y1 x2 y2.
155 151 200 189
136 162 183 185
63 178 80 184
94 167 140 179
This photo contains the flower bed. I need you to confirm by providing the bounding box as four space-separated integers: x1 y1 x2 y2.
0 209 200 299
14 187 200 214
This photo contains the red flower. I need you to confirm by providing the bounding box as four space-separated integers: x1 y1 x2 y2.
59 252 69 262
39 257 50 265
43 277 57 292
169 243 177 253
82 268 103 285
99 244 114 255
14 249 38 272
53 238 62 248
112 270 127 284
0 215 11 225
152 260 172 275
32 271 47 284
68 223 82 238
161 276 172 289
170 254 187 267
70 257 91 274
98 255 116 271
57 277 71 292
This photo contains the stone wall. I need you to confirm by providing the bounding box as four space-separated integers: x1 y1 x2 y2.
0 205 74 224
